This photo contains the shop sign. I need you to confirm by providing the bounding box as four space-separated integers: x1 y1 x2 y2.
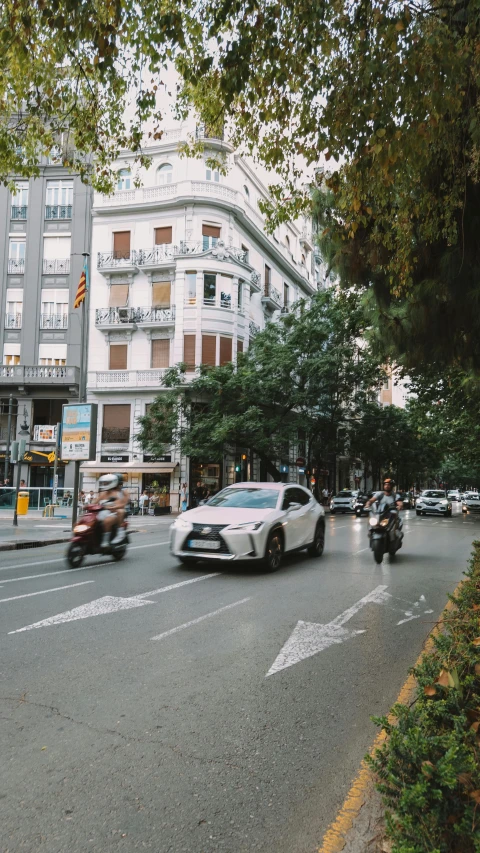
33 425 57 442
100 455 129 463
61 403 97 461
143 454 172 463
280 464 289 474
298 467 306 474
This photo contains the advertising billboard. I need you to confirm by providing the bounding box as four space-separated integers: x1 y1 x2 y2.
61 403 97 461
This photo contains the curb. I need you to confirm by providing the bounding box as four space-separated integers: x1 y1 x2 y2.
318 578 464 853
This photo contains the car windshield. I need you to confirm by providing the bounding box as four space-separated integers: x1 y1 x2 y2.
207 488 279 509
423 491 445 498
335 491 353 498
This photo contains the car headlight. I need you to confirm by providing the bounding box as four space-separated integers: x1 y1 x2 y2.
227 521 264 532
440 500 448 506
369 516 378 527
74 524 88 533
173 517 191 530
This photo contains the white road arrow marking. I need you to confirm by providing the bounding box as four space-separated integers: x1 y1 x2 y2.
266 585 391 677
8 573 220 635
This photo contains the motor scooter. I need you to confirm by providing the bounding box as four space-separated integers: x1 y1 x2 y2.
368 505 403 564
66 504 129 568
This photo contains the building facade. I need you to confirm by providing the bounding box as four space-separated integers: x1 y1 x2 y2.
83 125 320 506
0 161 92 488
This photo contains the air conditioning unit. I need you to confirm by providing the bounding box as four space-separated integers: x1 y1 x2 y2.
118 308 130 322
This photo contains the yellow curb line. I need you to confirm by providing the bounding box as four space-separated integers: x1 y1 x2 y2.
318 580 464 853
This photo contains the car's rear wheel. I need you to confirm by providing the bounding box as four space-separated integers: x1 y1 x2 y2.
264 530 283 572
308 521 325 558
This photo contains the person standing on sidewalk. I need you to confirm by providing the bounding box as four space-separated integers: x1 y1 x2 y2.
180 482 188 512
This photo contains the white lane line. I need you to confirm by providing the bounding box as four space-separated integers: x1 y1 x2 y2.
0 581 95 604
0 540 170 574
33 525 66 529
151 597 251 641
330 525 347 530
0 566 103 585
138 573 221 599
353 547 369 555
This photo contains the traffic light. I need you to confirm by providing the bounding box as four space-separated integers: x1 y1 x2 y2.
235 464 241 472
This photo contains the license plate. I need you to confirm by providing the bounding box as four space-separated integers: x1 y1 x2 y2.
188 539 221 550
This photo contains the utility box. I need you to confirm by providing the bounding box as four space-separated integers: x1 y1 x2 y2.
17 492 29 515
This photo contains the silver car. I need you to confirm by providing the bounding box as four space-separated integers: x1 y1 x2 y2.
462 492 480 514
415 490 452 517
170 482 325 571
330 490 357 514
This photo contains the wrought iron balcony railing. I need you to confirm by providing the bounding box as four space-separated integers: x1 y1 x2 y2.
97 251 137 268
136 245 175 266
11 205 27 220
4 312 22 329
249 320 261 337
42 258 70 274
40 314 68 329
262 284 282 307
45 204 72 220
95 306 176 326
135 306 175 324
7 259 25 274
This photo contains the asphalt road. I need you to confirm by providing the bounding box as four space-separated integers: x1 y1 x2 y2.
0 505 477 853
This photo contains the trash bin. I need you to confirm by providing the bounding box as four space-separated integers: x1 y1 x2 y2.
17 491 29 515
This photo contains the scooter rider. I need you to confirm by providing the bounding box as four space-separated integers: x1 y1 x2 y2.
365 478 404 513
97 473 129 550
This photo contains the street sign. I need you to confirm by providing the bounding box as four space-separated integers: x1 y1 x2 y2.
295 457 306 466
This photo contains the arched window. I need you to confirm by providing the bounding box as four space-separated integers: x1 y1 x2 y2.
243 184 250 199
157 163 173 185
117 169 131 191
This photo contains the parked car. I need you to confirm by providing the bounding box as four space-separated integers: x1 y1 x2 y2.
462 493 480 514
447 490 462 502
416 490 452 517
170 482 325 571
330 490 357 514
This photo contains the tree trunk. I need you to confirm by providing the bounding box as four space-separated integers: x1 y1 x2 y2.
257 452 282 482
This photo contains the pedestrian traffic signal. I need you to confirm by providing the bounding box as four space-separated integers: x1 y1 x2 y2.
235 464 241 472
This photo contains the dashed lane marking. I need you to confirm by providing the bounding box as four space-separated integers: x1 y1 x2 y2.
0 540 170 574
0 581 95 604
151 597 251 641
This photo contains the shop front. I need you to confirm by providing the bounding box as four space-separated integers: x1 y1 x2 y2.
189 460 222 504
80 459 179 513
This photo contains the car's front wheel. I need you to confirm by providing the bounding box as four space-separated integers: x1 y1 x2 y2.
264 530 284 572
308 521 325 558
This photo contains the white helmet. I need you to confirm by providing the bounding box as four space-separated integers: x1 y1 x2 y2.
99 473 122 491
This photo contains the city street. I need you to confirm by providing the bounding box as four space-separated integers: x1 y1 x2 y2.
0 505 476 853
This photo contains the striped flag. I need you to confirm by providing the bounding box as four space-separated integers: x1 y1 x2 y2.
74 266 87 309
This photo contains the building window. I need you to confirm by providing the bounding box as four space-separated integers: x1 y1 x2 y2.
11 182 28 218
113 231 131 259
9 239 25 261
301 253 306 266
206 166 220 182
241 244 249 263
285 234 290 252
151 338 170 368
45 180 73 219
152 281 171 308
243 185 250 199
3 345 20 365
237 340 244 357
203 273 216 305
202 224 221 251
108 284 129 308
42 236 71 274
183 334 196 371
283 282 289 307
109 343 128 370
155 226 172 245
383 378 390 390
157 163 173 184
219 336 232 366
117 169 131 191
38 343 67 366
237 281 243 309
185 271 197 304
40 289 69 329
202 335 216 366
264 264 271 295
102 404 131 443
5 289 23 329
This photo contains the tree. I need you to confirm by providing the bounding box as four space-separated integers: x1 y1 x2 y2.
136 288 384 482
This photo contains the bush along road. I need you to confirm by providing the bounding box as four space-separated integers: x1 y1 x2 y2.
369 541 480 853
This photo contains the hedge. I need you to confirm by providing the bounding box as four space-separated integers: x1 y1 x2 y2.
367 541 480 853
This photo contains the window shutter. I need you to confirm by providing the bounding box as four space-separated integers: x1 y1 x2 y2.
183 335 196 371
109 344 127 370
219 336 232 366
237 339 244 356
109 284 129 307
202 225 221 238
202 335 216 366
103 404 130 428
155 226 173 245
151 339 170 368
113 231 131 258
152 282 171 308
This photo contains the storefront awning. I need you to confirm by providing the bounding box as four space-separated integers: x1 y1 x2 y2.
80 462 178 473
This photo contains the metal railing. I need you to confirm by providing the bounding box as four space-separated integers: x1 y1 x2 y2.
195 125 225 141
249 320 261 337
40 314 68 329
11 205 27 220
263 284 282 306
45 204 72 220
0 487 80 512
95 307 175 326
88 369 168 388
136 245 175 266
97 251 136 268
0 365 80 384
4 312 22 329
42 258 70 274
7 259 25 274
136 306 175 324
102 427 130 443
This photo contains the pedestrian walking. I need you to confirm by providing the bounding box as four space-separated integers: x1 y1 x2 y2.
322 487 329 506
180 482 188 512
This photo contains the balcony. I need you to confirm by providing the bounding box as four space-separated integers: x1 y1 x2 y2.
40 313 68 330
102 427 130 443
195 124 225 142
300 229 315 253
249 320 261 338
7 259 25 274
97 251 137 275
0 365 80 389
45 204 72 220
11 205 27 220
136 245 175 270
43 258 70 274
203 294 233 310
94 306 175 330
5 312 22 329
135 306 175 328
88 369 168 390
97 179 239 209
261 284 282 312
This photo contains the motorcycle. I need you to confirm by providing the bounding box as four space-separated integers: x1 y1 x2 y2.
368 505 403 564
66 503 129 568
354 493 369 517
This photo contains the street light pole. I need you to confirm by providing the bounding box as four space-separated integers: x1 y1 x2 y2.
71 252 90 529
4 393 13 482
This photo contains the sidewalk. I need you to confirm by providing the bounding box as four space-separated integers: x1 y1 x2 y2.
0 511 177 552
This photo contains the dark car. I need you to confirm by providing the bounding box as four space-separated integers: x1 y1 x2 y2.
398 492 413 510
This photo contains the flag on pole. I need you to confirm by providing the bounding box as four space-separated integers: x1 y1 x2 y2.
74 260 88 309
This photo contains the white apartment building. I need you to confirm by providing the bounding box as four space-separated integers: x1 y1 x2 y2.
82 124 320 507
